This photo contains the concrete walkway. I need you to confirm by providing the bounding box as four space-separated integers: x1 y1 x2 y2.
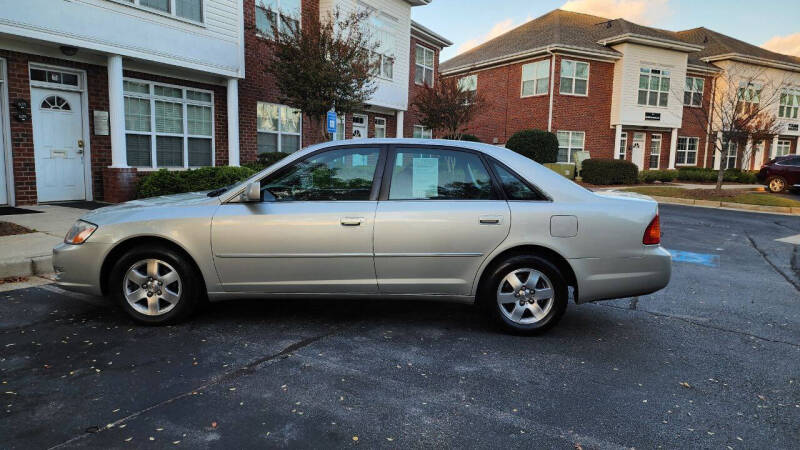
0 205 86 278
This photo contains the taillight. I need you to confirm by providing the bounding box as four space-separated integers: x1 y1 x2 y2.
643 214 661 245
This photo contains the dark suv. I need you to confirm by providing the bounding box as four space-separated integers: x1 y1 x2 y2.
757 155 800 193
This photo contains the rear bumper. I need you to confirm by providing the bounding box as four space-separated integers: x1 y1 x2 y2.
570 246 671 304
52 242 107 296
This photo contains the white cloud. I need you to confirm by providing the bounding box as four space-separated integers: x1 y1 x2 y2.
456 18 523 55
560 0 672 25
762 33 800 57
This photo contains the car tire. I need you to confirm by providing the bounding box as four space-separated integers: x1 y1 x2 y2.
480 255 568 335
767 176 787 193
109 245 201 325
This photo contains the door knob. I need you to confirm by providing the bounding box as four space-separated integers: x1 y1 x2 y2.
78 139 85 148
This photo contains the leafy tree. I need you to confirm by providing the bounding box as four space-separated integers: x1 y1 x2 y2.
505 129 559 163
411 77 485 139
263 4 380 139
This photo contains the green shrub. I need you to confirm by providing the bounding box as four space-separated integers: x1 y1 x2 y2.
257 151 290 167
639 169 677 184
136 166 257 198
505 129 559 164
543 163 576 179
675 167 758 184
581 159 639 185
443 133 481 142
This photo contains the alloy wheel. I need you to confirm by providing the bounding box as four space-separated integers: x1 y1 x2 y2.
496 268 555 324
123 259 182 316
769 178 785 193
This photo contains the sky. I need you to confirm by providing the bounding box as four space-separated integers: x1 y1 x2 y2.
410 0 800 62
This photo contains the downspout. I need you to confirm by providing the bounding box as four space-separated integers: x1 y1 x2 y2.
547 48 556 132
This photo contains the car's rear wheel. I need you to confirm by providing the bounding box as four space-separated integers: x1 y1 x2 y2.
109 245 201 325
481 255 568 335
768 176 787 193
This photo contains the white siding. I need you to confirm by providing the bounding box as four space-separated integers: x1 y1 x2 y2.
610 43 688 129
320 0 411 111
0 0 244 77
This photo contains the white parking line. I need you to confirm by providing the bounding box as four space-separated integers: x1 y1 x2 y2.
775 234 800 245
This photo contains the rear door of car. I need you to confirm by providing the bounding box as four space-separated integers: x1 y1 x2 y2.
373 145 511 296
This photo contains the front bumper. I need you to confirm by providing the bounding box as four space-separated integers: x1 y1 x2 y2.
570 246 671 303
52 242 108 296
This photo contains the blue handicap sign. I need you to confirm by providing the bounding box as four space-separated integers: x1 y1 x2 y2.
326 110 337 134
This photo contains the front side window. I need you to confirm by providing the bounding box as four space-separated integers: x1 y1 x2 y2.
638 68 670 107
490 162 542 200
556 130 585 163
676 137 699 165
413 125 432 139
684 76 704 107
258 102 301 154
521 59 550 97
415 45 435 87
123 80 214 168
776 140 792 157
261 147 380 201
374 117 387 138
389 148 495 200
779 88 800 119
256 0 301 38
559 60 588 95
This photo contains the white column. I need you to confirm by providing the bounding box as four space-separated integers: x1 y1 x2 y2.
107 55 127 168
396 110 404 138
614 124 622 159
668 128 678 169
743 136 753 170
226 78 240 166
713 132 722 170
753 139 765 169
796 137 800 155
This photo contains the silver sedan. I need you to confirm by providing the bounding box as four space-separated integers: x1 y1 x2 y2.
53 139 670 334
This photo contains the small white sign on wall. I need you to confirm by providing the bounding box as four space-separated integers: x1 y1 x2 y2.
93 110 109 136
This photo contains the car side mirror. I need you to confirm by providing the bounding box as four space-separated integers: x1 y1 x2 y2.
240 182 262 202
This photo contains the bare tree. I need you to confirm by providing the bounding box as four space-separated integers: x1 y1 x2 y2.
411 77 486 140
681 65 788 191
261 4 380 140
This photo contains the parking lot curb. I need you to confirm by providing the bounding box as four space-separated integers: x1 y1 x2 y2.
649 196 800 215
0 255 53 279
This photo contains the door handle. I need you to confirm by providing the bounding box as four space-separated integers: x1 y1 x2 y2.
340 217 364 226
479 216 502 225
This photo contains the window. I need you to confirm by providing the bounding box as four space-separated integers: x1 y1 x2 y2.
684 76 704 107
261 147 380 201
779 88 800 119
521 60 550 97
737 82 762 114
722 140 737 169
776 140 792 157
123 80 214 168
413 125 432 139
490 162 542 200
365 10 397 80
617 132 627 160
559 60 588 96
388 149 495 200
332 114 346 141
556 131 584 163
257 102 301 154
256 0 301 38
459 74 478 103
116 0 203 22
29 68 79 88
370 53 395 80
415 45 435 87
649 134 662 169
374 117 386 138
40 95 71 111
676 137 699 165
638 68 670 107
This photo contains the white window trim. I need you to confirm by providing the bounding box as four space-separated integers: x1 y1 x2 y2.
556 130 585 164
28 65 83 92
617 131 627 160
776 139 792 157
675 136 699 166
374 116 387 138
649 134 662 169
638 67 671 108
520 60 550 98
684 76 704 108
558 59 589 97
413 125 432 139
107 0 205 26
778 88 800 120
722 140 738 169
257 101 302 153
123 77 215 169
415 44 435 87
255 0 302 40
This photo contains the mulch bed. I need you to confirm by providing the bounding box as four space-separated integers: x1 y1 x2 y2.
0 221 35 237
0 276 28 285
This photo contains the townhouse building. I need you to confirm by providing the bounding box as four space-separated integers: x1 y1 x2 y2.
439 9 800 172
0 0 450 206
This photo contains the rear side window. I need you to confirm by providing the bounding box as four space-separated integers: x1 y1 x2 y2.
388 148 497 200
490 162 544 200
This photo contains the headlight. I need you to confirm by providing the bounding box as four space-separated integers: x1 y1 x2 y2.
64 220 97 245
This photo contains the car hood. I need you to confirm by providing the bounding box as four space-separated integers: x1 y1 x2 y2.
81 191 220 225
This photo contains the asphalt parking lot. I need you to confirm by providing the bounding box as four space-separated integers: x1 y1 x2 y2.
1 204 799 449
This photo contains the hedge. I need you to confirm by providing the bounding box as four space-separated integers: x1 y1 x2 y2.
639 169 677 184
544 163 576 179
676 167 757 184
581 159 639 185
136 166 257 199
443 134 482 142
505 129 559 164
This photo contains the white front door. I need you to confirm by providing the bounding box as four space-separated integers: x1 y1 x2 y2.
352 114 367 139
631 132 646 170
31 88 85 202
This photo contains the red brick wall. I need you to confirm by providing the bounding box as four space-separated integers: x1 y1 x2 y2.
405 37 440 138
679 72 714 168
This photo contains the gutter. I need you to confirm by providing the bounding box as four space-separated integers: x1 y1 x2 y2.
597 33 704 53
701 53 800 73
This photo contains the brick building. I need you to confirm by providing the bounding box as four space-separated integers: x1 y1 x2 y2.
0 0 450 206
440 9 800 172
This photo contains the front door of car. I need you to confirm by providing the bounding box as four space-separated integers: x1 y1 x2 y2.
373 146 511 296
211 146 384 293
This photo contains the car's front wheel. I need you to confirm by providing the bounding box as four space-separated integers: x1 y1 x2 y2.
481 255 568 335
768 176 787 193
109 245 201 325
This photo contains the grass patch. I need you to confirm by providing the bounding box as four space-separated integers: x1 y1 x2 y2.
626 187 800 208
